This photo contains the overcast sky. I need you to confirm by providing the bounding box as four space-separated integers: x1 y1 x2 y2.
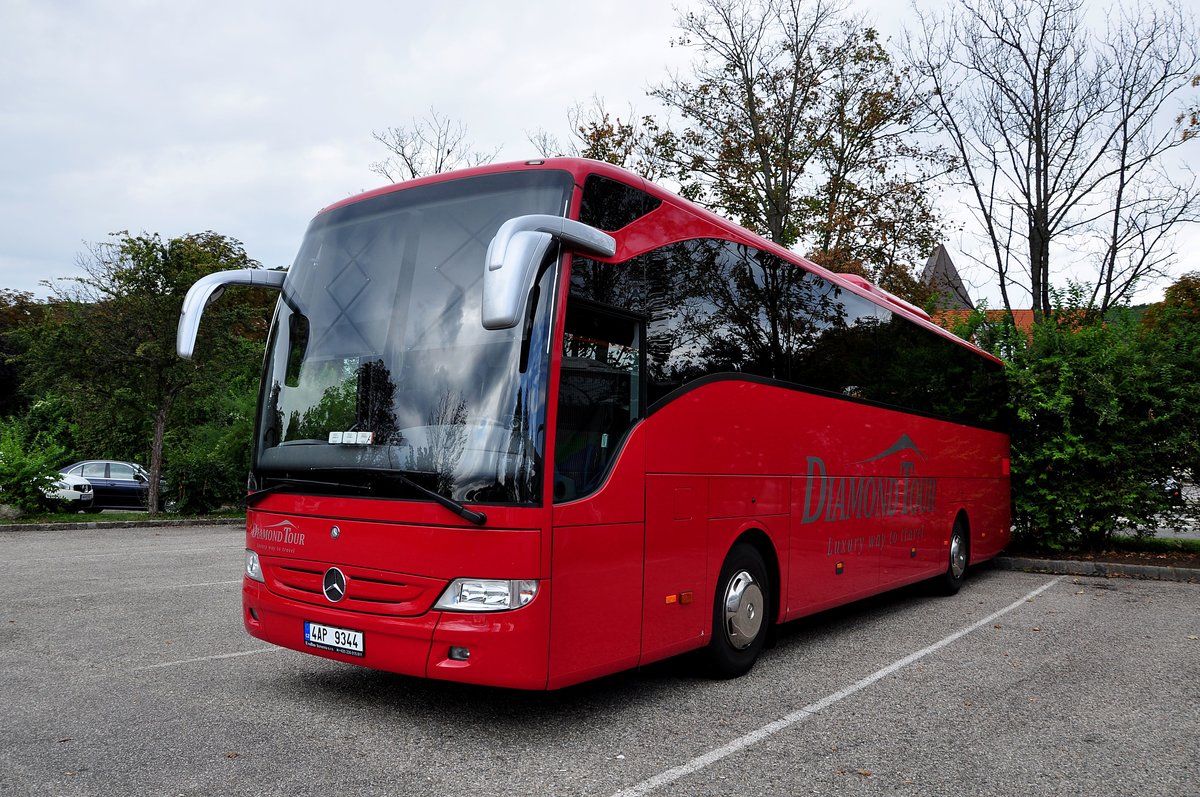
0 0 697 297
2 0 1195 307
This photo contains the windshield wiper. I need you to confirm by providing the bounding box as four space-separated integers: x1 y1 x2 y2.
246 470 488 526
246 476 368 507
324 467 488 527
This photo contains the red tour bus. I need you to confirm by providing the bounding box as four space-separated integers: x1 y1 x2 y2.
177 158 1010 690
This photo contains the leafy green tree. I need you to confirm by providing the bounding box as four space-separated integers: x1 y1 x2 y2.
649 0 951 301
17 231 273 513
163 374 260 513
0 289 41 418
1140 272 1200 478
801 26 950 303
528 96 675 182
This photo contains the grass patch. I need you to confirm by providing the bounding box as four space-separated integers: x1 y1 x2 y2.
4 508 245 525
1111 534 1200 554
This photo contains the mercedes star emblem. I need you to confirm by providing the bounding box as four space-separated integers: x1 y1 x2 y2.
322 567 347 603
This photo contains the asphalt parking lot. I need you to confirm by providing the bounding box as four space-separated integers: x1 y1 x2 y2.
2 524 1197 796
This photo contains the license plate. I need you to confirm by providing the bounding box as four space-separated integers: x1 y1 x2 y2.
304 621 365 657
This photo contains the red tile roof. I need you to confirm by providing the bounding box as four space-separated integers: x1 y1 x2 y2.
932 309 1037 338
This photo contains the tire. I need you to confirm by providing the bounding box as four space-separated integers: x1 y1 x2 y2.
934 519 969 595
703 543 770 679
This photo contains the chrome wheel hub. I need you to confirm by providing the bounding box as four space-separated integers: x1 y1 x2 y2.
723 570 764 650
950 533 967 579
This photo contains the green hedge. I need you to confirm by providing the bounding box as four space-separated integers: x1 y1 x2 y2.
977 290 1200 552
0 418 66 513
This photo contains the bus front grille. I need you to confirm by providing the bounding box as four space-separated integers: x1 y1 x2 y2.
259 555 446 617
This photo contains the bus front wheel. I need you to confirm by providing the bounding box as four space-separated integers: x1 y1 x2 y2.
703 543 770 679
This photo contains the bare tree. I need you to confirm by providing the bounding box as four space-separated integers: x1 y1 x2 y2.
909 0 1200 315
27 232 264 515
1091 5 1200 309
370 107 500 182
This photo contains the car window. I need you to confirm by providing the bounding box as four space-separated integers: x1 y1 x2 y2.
110 463 135 480
68 465 84 477
82 463 107 478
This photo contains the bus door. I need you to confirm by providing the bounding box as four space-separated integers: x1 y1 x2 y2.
548 299 647 685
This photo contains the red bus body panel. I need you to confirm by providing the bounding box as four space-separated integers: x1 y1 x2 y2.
640 379 1010 629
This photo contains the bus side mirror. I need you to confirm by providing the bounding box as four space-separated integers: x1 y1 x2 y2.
482 230 553 330
482 215 616 330
177 268 287 359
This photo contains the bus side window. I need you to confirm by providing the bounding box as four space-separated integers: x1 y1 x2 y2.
554 300 643 501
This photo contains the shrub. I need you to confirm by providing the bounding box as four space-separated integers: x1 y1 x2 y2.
0 418 66 513
1002 297 1198 552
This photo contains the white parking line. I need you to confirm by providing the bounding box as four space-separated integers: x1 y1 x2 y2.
132 647 281 671
611 576 1064 797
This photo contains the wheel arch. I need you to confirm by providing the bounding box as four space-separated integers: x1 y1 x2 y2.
727 527 782 626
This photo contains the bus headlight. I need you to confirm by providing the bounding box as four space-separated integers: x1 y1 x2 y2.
434 579 538 612
245 549 265 582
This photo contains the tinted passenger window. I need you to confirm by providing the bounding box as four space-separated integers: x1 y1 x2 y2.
579 175 661 232
110 463 135 480
82 462 106 478
570 240 1006 432
572 239 882 402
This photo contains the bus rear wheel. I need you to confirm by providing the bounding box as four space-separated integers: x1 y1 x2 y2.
703 543 770 679
934 520 969 595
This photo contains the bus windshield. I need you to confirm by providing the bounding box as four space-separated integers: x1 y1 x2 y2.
254 170 573 506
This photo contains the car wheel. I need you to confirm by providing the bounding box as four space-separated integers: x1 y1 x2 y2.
703 543 770 679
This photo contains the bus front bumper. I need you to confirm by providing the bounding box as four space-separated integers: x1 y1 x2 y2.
242 579 552 689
